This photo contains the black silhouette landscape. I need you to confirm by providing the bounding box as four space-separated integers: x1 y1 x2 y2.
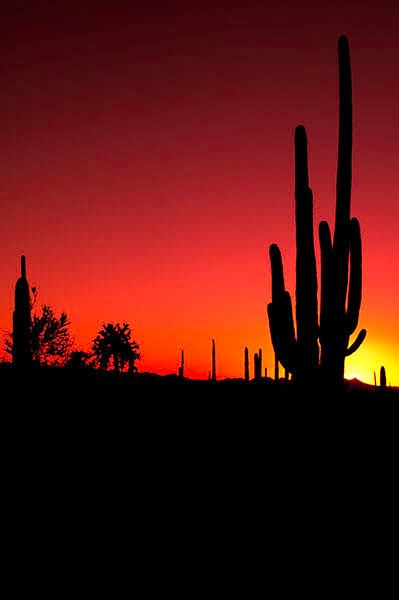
1 34 397 399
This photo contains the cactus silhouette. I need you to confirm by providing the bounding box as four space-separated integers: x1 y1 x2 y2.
244 347 249 381
12 255 32 368
267 36 366 387
318 36 366 384
178 350 184 378
212 339 216 381
253 349 263 380
274 355 279 381
254 352 259 380
380 366 387 389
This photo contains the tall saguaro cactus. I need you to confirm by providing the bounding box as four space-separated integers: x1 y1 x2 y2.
267 36 366 387
12 255 32 368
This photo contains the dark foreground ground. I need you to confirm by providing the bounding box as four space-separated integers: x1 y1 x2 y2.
2 362 397 398
3 363 398 498
2 362 398 585
3 362 398 424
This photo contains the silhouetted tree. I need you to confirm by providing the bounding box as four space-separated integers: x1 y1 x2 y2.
91 322 141 373
5 303 74 367
66 350 92 369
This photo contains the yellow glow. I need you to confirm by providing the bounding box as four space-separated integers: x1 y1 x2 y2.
345 339 398 387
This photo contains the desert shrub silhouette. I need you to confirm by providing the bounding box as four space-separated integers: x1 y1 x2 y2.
91 322 141 373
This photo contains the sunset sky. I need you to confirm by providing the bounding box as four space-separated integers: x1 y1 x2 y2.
0 1 397 384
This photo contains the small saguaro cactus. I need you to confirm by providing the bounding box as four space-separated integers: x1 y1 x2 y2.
244 347 249 381
212 339 216 381
380 366 387 389
178 350 184 378
254 349 263 381
12 255 32 368
254 352 259 380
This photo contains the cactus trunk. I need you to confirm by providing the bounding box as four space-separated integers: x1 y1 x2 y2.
380 366 387 389
212 339 216 381
295 126 319 381
319 36 366 385
254 352 259 380
12 255 32 368
244 347 249 381
179 350 184 378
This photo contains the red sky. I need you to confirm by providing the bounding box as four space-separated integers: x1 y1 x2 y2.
0 1 397 384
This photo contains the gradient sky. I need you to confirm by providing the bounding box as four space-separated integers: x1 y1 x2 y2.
0 1 397 384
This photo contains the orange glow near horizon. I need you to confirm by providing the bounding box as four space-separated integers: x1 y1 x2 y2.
0 4 397 386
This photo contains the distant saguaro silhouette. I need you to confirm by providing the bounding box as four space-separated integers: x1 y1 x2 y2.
244 347 249 381
211 339 216 381
267 36 366 388
12 255 32 368
254 352 259 380
380 366 387 389
178 350 184 378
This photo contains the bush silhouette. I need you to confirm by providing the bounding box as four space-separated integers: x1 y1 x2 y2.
91 322 141 373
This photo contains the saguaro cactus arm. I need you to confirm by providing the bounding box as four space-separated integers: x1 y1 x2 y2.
345 329 366 356
267 244 296 375
345 218 362 333
294 125 319 372
344 217 367 354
